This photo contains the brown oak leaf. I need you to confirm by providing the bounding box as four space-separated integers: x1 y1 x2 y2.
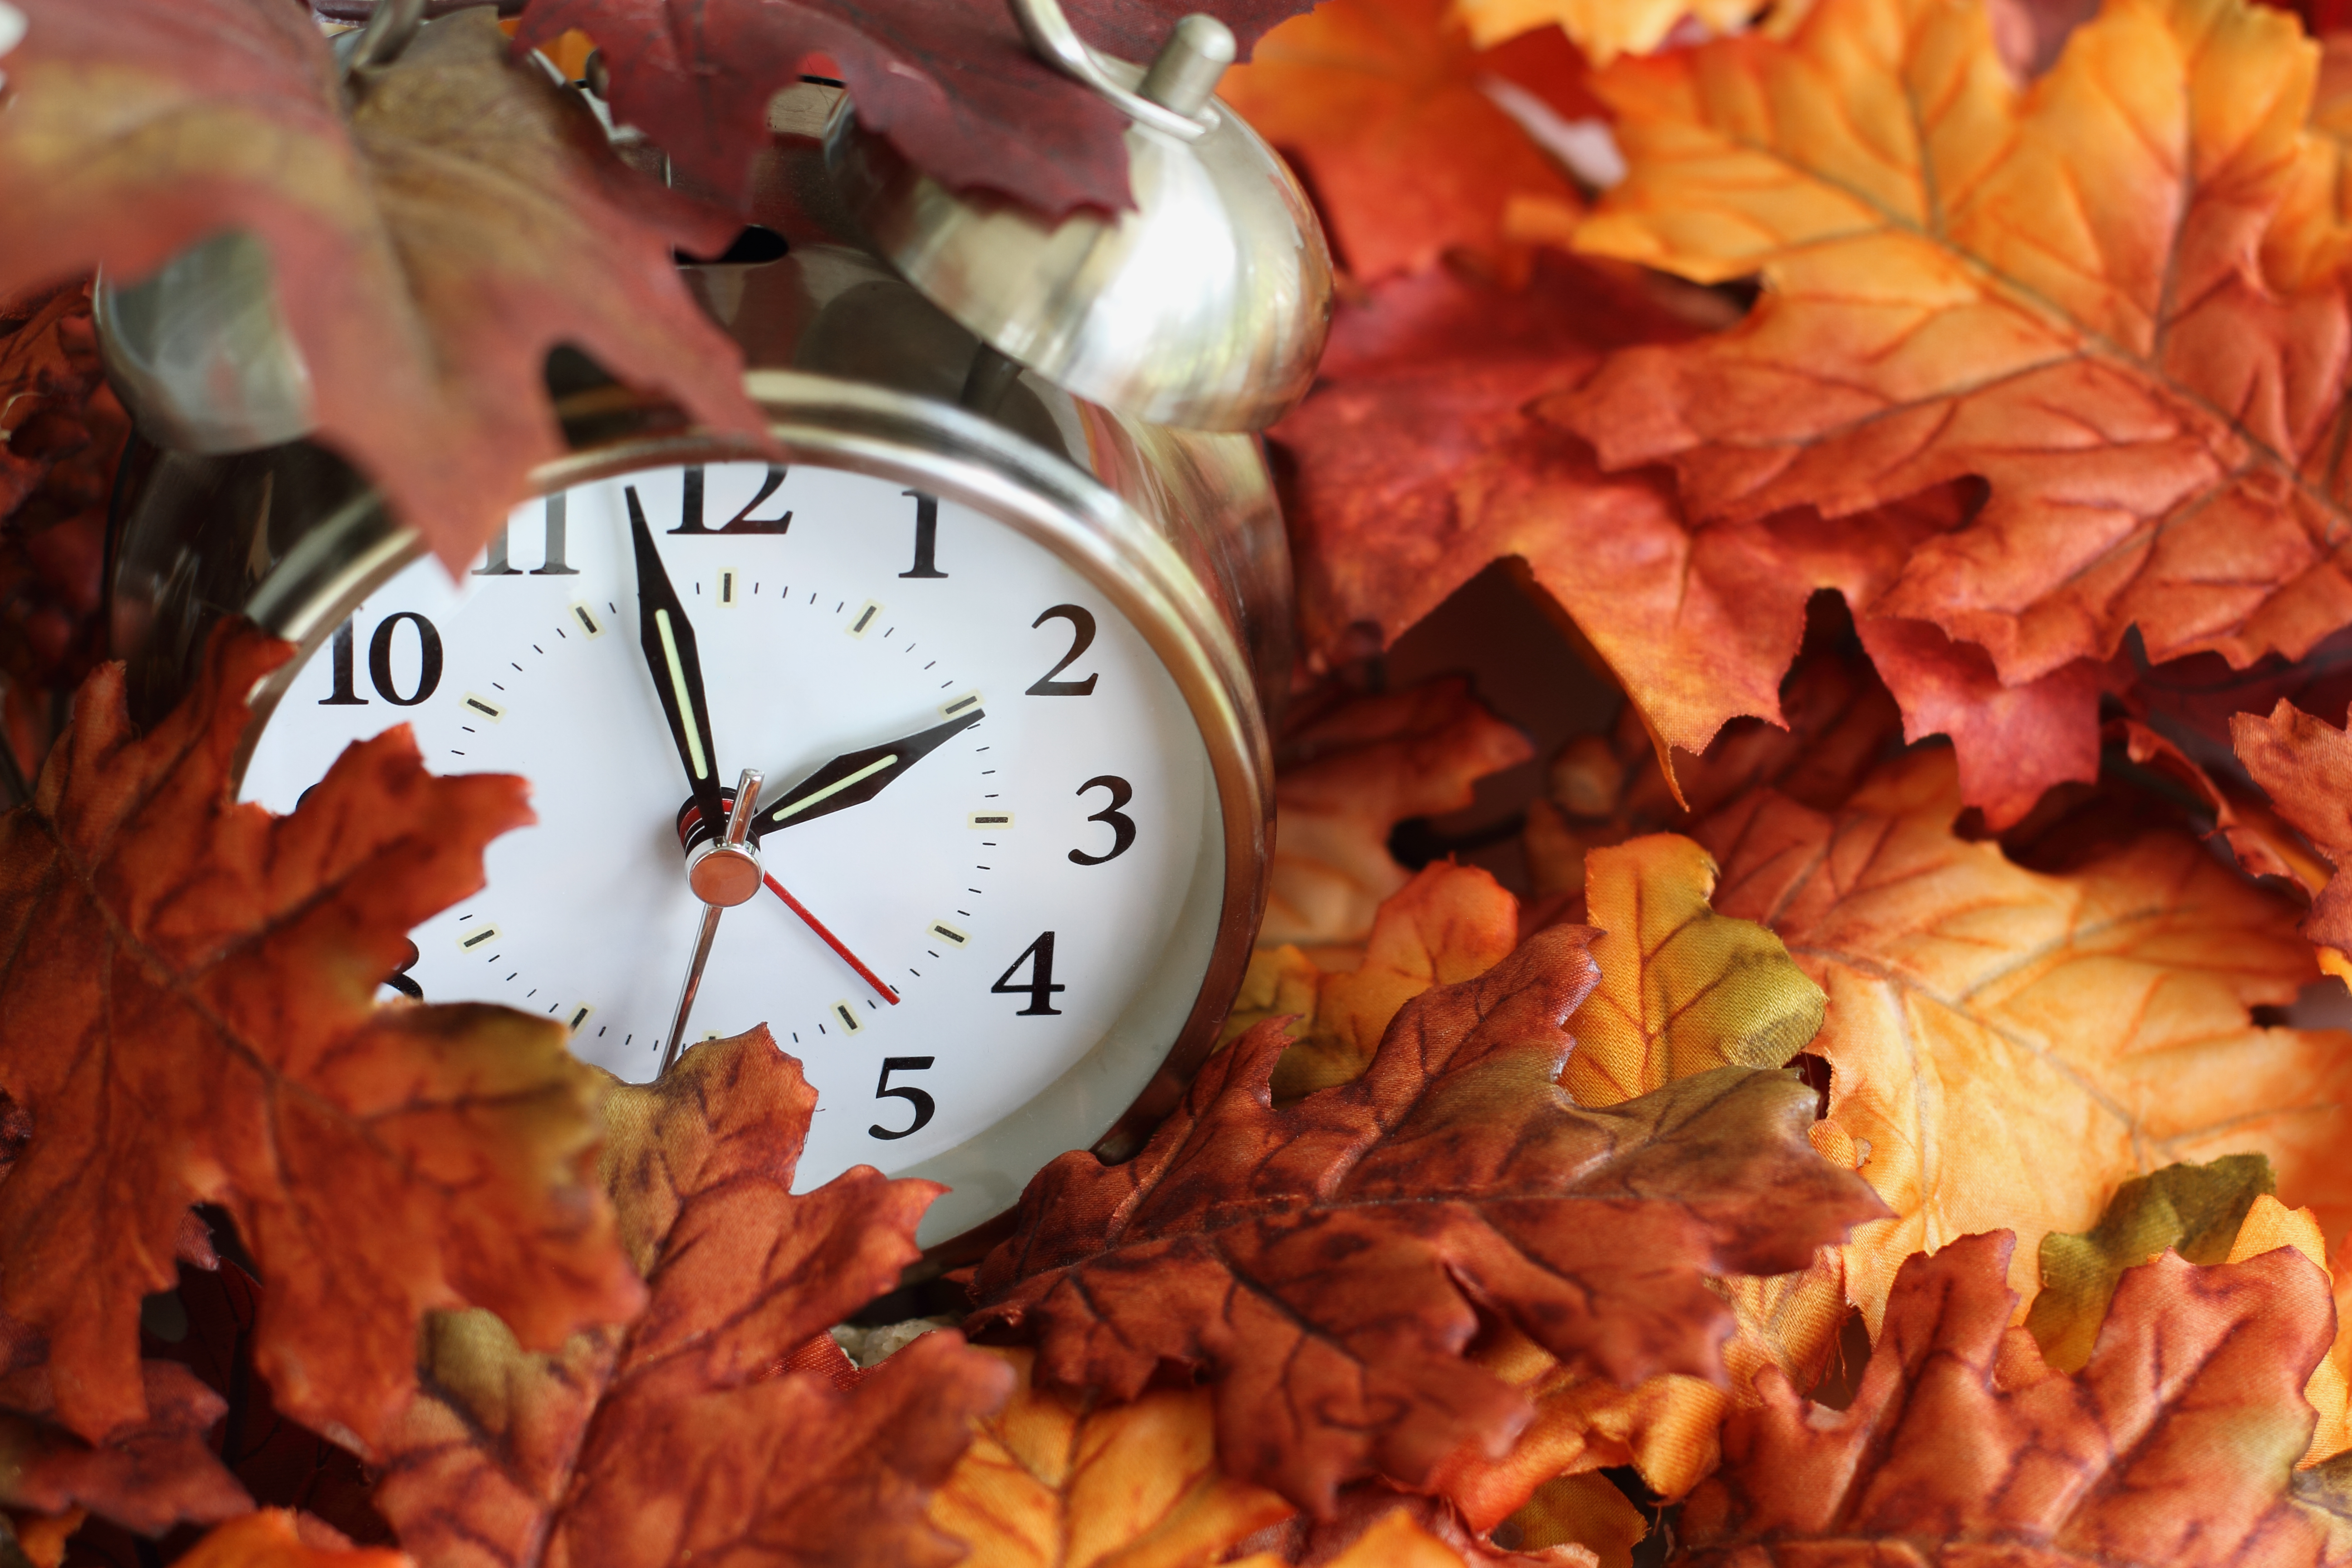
0 283 123 788
1698 746 2352 1333
1555 0 2352 693
0 1362 247 1537
0 4 762 571
2234 697 2352 973
1429 834 1833 1530
0 625 640 1450
1679 1230 2352 1565
515 0 1314 217
372 1029 1013 1568
970 927 1886 1513
1263 679 1531 953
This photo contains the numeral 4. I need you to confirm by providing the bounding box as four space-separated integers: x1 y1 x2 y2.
991 932 1068 1016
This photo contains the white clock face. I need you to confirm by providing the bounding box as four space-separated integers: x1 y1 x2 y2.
240 460 1217 1213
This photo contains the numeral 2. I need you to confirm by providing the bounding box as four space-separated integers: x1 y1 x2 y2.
475 495 580 576
992 932 1068 1015
1069 775 1137 866
869 1057 937 1140
1026 605 1098 696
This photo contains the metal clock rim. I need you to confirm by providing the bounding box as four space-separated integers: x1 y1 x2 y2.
230 370 1273 1258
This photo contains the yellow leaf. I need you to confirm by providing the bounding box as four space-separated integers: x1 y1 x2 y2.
1504 1472 1649 1567
1560 833 1826 1107
931 1347 1295 1568
1701 748 2352 1333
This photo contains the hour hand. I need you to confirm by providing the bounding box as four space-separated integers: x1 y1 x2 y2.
628 486 729 839
750 709 983 838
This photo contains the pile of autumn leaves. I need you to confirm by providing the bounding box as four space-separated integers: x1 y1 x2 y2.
16 593 2352 1566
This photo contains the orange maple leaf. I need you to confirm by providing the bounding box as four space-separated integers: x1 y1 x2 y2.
1221 0 1595 281
0 626 641 1449
372 1030 1011 1568
1555 0 2352 701
0 4 763 570
1699 746 2352 1329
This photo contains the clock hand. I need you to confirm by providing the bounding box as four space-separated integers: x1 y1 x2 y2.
670 794 899 1005
661 768 764 1076
762 873 901 1004
628 485 730 853
747 708 985 840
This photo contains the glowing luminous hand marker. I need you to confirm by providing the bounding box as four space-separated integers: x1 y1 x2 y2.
771 753 896 822
653 609 708 779
751 709 984 839
628 485 728 839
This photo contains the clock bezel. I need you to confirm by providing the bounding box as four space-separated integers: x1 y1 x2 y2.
225 370 1273 1258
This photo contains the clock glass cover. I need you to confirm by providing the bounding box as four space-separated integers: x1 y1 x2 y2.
240 459 1218 1216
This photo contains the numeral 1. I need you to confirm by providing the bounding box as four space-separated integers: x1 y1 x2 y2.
991 931 1067 1016
900 490 946 578
319 618 368 706
475 495 579 576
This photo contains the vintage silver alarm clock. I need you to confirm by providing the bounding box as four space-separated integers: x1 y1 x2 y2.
100 0 1331 1251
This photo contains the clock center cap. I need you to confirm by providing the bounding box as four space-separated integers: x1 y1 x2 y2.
687 840 764 906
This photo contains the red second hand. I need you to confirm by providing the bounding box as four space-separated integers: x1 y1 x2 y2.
762 873 901 1004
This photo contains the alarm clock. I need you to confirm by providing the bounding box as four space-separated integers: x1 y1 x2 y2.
99 0 1331 1251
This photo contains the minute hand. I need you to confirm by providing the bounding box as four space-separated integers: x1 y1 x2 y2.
750 709 984 839
627 486 729 840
